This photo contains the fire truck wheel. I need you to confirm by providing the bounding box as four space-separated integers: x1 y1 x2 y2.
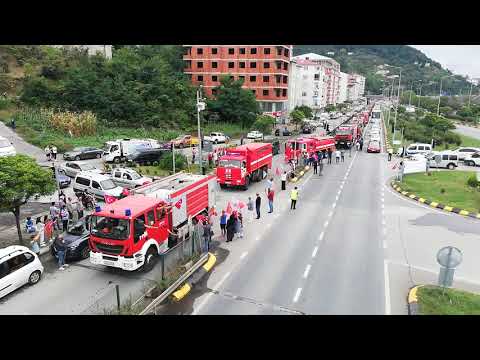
220 183 226 189
243 176 250 190
143 247 158 272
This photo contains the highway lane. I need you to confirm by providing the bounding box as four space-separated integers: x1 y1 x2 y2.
454 123 480 140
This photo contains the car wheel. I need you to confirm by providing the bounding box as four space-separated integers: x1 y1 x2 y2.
96 153 102 159
113 157 121 164
143 247 157 273
448 163 455 170
75 155 81 161
80 246 90 260
470 161 476 167
214 140 218 144
28 270 41 285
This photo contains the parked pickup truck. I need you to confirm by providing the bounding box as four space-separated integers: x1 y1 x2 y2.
104 168 153 189
203 132 229 144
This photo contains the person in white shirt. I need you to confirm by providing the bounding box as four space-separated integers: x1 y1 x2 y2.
281 171 287 191
335 150 341 164
51 145 58 160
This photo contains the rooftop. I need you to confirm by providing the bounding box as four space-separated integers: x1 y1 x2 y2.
94 195 162 218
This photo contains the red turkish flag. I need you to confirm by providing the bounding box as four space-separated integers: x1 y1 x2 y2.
275 167 281 176
104 195 117 204
174 198 182 209
238 201 246 209
226 202 233 215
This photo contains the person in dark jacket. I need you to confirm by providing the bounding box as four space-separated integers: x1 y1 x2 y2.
55 235 69 270
203 220 212 252
255 193 261 219
226 214 236 242
327 149 333 164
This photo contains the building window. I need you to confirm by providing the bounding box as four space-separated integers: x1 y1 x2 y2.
252 89 256 95
276 89 281 97
275 75 281 83
197 75 203 81
211 88 217 96
263 62 270 69
276 61 282 70
239 48 246 54
212 61 218 68
239 62 246 68
283 63 288 70
283 75 288 84
250 75 256 82
264 48 271 55
277 47 282 56
230 76 235 81
263 75 269 82
250 62 257 69
212 75 218 82
263 89 269 96
302 92 307 97
239 75 245 82
197 48 203 55
228 62 235 68
211 48 218 55
250 48 257 55
314 74 320 80
197 61 203 68
284 48 289 57
228 48 235 55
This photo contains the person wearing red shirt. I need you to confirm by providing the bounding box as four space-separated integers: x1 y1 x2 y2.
267 189 274 213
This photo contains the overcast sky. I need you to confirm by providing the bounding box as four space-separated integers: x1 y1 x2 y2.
412 45 480 79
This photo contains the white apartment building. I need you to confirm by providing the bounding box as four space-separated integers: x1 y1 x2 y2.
347 73 366 101
288 58 327 112
338 72 349 104
53 45 113 59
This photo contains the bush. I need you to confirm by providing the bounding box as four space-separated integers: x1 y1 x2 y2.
251 114 275 135
159 152 187 172
467 175 479 189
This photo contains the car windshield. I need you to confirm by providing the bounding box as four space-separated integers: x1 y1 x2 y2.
67 222 86 236
73 147 86 152
219 159 241 168
337 129 351 135
80 164 96 171
129 171 141 180
0 139 11 148
103 144 111 152
91 216 129 240
100 179 117 190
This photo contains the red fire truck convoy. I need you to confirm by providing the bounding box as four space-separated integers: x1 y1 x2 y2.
216 142 272 190
88 173 216 272
284 136 336 163
335 124 360 148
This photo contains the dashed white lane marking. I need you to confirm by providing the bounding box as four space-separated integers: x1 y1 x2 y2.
381 219 386 226
318 232 324 241
240 251 248 260
383 240 387 249
382 228 387 236
337 190 341 196
384 260 391 315
324 220 329 228
381 203 385 209
335 195 339 201
328 211 333 218
255 236 260 242
303 265 311 279
193 271 231 315
332 202 336 209
293 287 302 303
312 246 318 258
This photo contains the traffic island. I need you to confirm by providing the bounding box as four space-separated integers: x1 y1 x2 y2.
390 172 480 220
409 285 480 315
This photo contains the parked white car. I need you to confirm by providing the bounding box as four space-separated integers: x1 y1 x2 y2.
203 132 228 144
247 130 264 140
405 143 432 156
108 168 152 189
426 151 459 170
0 136 16 157
0 246 44 299
463 152 480 167
60 161 103 178
73 172 124 199
450 147 480 161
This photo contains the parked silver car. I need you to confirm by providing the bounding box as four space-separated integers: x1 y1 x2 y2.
60 161 103 178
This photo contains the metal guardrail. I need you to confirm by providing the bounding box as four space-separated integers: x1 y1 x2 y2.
139 252 209 315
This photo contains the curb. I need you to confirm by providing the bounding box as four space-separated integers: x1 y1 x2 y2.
407 285 422 315
390 180 480 220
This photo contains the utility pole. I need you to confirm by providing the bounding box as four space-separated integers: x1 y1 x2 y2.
196 86 206 175
418 83 423 108
408 82 413 107
393 69 402 142
437 78 443 116
468 81 474 108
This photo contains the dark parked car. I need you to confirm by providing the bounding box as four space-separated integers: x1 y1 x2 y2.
50 218 91 261
275 128 291 136
40 164 71 188
127 148 169 165
63 147 104 161
302 126 313 134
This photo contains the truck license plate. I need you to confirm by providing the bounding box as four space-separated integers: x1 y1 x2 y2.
103 260 115 267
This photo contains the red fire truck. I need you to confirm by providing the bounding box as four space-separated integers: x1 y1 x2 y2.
284 136 336 163
335 124 360 148
216 142 272 190
89 173 216 272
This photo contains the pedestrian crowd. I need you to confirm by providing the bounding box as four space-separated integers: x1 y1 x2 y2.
44 144 58 161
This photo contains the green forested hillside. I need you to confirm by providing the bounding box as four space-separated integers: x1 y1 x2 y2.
294 45 477 96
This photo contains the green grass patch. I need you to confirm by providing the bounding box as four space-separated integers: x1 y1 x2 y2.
417 285 480 315
436 133 480 150
399 171 480 213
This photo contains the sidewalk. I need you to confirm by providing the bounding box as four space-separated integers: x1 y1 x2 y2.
0 121 45 162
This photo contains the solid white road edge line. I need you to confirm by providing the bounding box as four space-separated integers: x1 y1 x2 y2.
383 240 387 249
192 271 231 315
332 202 336 208
384 260 391 315
240 251 248 260
318 232 324 241
293 287 302 303
328 211 333 218
324 220 329 228
303 264 311 279
312 246 318 258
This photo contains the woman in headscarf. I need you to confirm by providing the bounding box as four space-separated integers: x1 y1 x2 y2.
226 211 236 243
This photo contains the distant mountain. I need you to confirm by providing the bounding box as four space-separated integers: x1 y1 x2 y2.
293 45 476 96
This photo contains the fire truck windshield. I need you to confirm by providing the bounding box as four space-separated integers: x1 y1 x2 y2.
91 216 130 240
219 159 241 168
337 129 352 136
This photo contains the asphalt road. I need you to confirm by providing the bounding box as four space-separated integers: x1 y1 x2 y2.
454 123 480 140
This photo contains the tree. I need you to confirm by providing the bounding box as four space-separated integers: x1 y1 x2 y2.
325 104 336 113
294 105 313 119
251 114 276 135
0 155 56 245
290 110 305 131
207 75 260 128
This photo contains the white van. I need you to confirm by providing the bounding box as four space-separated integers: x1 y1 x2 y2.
0 246 44 299
73 172 124 199
0 136 16 157
405 143 432 156
427 151 459 170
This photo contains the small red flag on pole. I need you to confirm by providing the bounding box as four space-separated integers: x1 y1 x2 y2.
275 167 281 176
226 202 233 215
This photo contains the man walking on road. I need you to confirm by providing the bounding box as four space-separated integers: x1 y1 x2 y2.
313 159 318 174
388 148 393 161
45 145 51 161
327 148 332 164
340 150 345 162
265 177 273 195
267 188 274 213
335 150 341 164
247 197 255 222
55 235 69 271
290 187 298 210
219 210 227 237
281 171 287 191
255 193 261 219
318 155 324 176
49 201 60 230
51 145 58 160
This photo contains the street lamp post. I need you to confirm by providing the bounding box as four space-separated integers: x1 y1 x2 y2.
392 68 403 143
196 86 206 175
